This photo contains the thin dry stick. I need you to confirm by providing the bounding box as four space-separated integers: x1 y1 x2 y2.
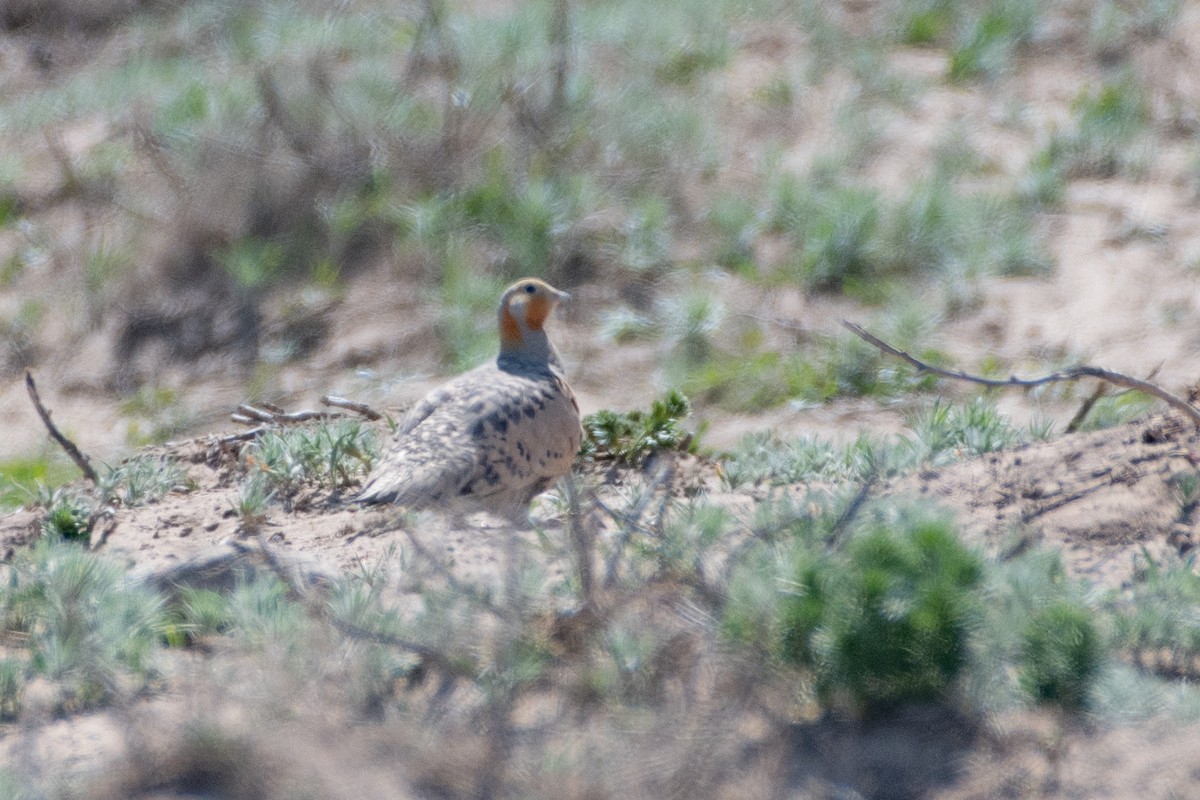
842 321 1200 428
232 403 338 426
25 371 98 484
322 395 384 421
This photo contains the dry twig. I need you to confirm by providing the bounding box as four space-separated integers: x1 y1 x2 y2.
321 395 384 421
232 403 337 426
842 321 1200 428
24 371 98 484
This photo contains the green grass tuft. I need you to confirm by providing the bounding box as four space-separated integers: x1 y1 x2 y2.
0 538 166 713
1018 598 1102 709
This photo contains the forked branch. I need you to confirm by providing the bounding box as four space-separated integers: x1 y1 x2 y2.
842 321 1200 428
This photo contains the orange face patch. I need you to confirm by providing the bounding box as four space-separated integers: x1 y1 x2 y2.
524 293 551 330
500 304 523 345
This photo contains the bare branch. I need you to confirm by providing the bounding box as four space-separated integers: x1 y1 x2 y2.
222 396 384 446
231 403 339 426
216 428 268 447
842 321 1200 428
25 371 98 484
321 395 384 421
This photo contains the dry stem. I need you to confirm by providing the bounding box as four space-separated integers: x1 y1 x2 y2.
842 321 1200 428
24 371 98 484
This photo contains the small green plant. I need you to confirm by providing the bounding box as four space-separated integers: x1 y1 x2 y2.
778 514 984 715
227 575 310 654
1088 0 1182 59
893 0 957 45
0 454 78 511
903 397 1021 465
40 489 92 541
654 33 730 86
660 288 725 370
1043 72 1153 180
1018 598 1101 709
682 325 939 413
1169 471 1200 523
461 166 575 277
787 183 882 292
721 431 900 488
947 0 1038 82
1111 554 1200 678
230 472 274 530
164 587 234 648
245 419 377 496
0 538 166 712
98 455 187 507
579 389 694 465
707 193 760 274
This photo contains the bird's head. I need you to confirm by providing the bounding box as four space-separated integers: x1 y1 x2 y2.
497 278 569 368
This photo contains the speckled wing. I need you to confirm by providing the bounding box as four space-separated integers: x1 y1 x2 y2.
356 364 581 510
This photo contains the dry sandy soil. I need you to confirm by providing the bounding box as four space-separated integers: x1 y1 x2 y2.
6 2 1200 798
3 408 1200 799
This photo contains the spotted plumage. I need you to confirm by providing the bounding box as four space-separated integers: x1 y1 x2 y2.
357 278 581 519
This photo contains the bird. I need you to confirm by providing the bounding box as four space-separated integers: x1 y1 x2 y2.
356 277 582 523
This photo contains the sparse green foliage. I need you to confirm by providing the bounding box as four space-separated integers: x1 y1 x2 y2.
245 419 378 497
1037 72 1153 180
722 431 899 487
1111 554 1200 679
903 398 1020 464
98 454 187 507
1018 598 1101 709
947 0 1038 82
230 472 274 529
894 0 1038 80
1088 0 1182 59
579 389 694 465
0 300 43 375
0 538 166 713
40 489 92 541
778 514 984 715
436 244 511 372
164 587 234 648
1075 390 1157 431
1168 471 1200 523
723 396 1035 488
227 575 310 652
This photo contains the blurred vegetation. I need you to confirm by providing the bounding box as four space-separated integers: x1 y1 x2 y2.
5 0 1170 419
0 0 1196 792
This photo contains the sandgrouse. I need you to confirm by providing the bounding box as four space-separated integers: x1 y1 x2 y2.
356 278 581 520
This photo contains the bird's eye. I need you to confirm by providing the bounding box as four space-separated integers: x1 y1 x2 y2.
524 284 536 294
